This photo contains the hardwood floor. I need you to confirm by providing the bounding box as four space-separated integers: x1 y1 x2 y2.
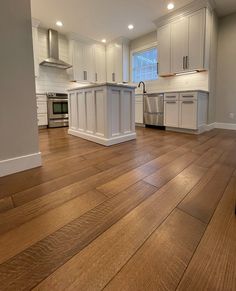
0 126 235 291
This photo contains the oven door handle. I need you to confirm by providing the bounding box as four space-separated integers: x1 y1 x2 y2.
48 99 68 102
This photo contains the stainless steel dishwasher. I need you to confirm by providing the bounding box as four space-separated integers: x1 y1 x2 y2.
144 93 164 127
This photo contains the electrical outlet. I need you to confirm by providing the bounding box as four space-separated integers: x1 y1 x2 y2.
229 112 235 119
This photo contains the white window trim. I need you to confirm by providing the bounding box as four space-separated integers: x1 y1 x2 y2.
130 41 158 84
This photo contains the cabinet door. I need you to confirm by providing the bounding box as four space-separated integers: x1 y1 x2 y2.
188 9 205 70
135 96 143 124
179 100 197 129
82 44 95 82
158 24 171 76
164 101 179 127
171 18 188 73
113 43 123 83
32 27 39 77
106 44 115 82
94 45 106 83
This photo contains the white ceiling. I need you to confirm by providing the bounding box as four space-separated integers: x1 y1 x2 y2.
31 0 193 41
31 0 236 42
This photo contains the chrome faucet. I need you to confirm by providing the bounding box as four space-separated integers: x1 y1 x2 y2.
138 81 147 94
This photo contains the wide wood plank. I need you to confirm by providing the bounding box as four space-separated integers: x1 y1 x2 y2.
0 153 156 234
104 209 206 291
177 176 236 291
144 151 198 188
32 165 206 291
0 190 105 264
178 164 234 223
0 181 157 290
97 147 189 197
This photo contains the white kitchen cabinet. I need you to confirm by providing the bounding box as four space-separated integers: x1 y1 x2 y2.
93 44 106 83
188 9 205 71
32 26 39 77
135 95 144 124
68 40 95 82
106 38 130 83
179 100 197 129
171 17 189 73
157 7 210 75
164 91 208 133
36 94 48 127
158 24 171 76
164 101 179 128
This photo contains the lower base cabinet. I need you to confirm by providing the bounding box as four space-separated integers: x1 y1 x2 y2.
36 94 48 127
135 95 144 124
164 100 179 127
164 91 208 133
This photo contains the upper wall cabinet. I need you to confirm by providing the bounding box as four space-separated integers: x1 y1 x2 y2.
93 44 106 83
68 40 106 83
106 38 130 83
68 40 95 82
157 8 210 76
158 24 171 76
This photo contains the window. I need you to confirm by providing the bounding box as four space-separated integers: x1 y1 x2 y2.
132 47 158 83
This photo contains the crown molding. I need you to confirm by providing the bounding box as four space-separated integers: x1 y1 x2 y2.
154 0 216 28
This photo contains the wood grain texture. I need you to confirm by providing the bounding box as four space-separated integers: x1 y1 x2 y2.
0 190 106 264
178 164 234 223
0 181 157 290
0 127 235 291
97 147 189 197
104 209 206 291
177 177 236 291
33 165 206 291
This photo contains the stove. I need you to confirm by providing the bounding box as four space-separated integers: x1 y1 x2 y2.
47 93 69 128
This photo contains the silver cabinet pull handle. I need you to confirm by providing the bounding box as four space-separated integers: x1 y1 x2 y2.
83 71 87 81
182 95 194 98
182 101 194 104
95 73 98 82
166 96 176 98
183 56 185 70
112 73 115 82
166 101 176 104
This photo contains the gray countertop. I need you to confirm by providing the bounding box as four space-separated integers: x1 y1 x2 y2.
68 82 137 92
135 89 209 96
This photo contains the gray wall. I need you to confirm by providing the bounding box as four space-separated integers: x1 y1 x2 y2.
0 0 39 160
216 12 236 124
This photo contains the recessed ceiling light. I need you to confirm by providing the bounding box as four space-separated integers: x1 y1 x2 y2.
102 39 106 43
167 3 174 10
56 21 63 27
128 24 134 30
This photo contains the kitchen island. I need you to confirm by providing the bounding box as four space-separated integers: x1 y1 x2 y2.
68 83 136 146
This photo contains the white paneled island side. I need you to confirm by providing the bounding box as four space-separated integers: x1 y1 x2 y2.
68 83 136 146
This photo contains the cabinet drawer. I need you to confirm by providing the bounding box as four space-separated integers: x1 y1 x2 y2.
180 92 197 100
164 93 179 101
36 94 47 102
37 114 48 126
164 100 179 127
37 101 47 114
179 100 197 130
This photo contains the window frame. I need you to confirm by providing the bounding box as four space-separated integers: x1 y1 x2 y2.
130 42 158 84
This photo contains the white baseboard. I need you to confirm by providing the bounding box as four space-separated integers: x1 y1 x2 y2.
0 152 42 177
203 123 216 131
215 122 236 130
68 129 136 146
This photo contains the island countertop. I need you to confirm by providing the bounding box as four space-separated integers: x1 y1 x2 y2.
68 82 137 92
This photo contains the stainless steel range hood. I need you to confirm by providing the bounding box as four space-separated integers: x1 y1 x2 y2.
40 29 72 70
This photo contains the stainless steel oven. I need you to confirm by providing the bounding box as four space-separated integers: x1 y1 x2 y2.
47 93 69 128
